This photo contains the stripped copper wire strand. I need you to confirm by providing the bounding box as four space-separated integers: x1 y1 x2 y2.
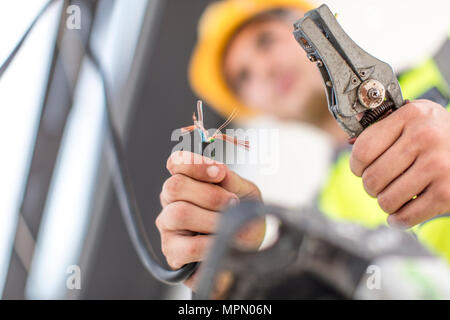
215 133 250 150
197 100 204 127
212 107 239 137
177 100 249 150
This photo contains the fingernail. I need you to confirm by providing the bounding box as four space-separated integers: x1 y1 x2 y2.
206 165 220 178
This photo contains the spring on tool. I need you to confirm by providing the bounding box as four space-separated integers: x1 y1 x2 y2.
359 101 395 128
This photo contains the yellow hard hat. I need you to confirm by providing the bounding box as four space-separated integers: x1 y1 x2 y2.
189 0 315 119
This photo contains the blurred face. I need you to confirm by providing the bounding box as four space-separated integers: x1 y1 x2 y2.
223 14 326 123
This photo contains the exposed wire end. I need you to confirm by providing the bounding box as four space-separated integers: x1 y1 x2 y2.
178 102 248 150
180 125 196 135
197 100 204 127
212 108 239 138
215 133 250 150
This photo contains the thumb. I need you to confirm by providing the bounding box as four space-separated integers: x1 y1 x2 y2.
219 167 262 201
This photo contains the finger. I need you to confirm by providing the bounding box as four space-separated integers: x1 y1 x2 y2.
362 133 419 197
376 158 431 214
161 174 238 211
387 187 440 229
158 201 220 234
219 169 262 200
162 233 213 270
350 106 408 177
160 191 169 208
167 151 227 183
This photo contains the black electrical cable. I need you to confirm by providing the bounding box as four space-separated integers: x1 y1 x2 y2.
87 48 198 284
1 0 196 285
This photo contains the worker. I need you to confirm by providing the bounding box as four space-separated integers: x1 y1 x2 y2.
156 0 450 290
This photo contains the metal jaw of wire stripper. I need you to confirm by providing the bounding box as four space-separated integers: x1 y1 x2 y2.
293 4 406 140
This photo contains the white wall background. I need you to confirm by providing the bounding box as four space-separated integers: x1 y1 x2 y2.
0 0 61 298
319 0 450 71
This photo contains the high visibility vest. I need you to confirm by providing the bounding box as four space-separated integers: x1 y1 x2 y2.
318 36 450 263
